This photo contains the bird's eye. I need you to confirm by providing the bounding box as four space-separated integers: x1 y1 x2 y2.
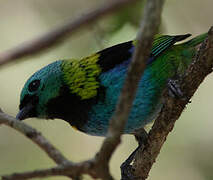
28 80 40 92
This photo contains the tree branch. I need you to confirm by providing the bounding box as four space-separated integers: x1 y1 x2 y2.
2 160 94 180
2 1 211 180
0 0 139 66
0 0 165 179
0 111 109 179
2 165 69 180
132 27 213 179
0 112 68 164
95 0 164 178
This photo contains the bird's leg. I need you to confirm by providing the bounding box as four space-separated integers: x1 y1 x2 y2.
120 128 148 180
167 78 185 99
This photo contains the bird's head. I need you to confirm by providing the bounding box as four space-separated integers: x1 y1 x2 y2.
16 61 63 120
16 57 102 128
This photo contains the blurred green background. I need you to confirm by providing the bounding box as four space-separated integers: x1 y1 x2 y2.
0 0 213 179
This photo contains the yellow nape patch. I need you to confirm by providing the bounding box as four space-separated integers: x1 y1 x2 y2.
61 53 101 99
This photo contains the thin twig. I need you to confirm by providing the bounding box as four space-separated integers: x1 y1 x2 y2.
0 0 139 66
2 165 68 180
0 111 106 179
0 112 68 165
132 27 213 179
95 0 164 178
2 160 95 180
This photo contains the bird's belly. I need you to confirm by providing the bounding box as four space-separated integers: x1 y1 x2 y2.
83 90 163 136
81 67 164 136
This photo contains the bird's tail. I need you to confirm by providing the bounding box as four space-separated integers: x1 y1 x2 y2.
184 33 207 47
174 33 208 75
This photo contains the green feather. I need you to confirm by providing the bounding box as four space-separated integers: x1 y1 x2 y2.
151 34 191 57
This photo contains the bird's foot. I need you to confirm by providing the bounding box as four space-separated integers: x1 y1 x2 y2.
120 147 138 180
120 129 148 180
134 128 148 146
120 145 141 180
120 164 134 180
167 78 185 99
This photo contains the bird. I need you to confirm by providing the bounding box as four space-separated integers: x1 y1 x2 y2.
16 33 207 137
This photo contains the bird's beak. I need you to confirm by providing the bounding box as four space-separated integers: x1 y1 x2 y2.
16 103 34 120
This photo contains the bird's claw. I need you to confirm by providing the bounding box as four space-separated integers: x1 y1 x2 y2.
120 128 148 180
167 78 185 99
120 146 138 179
120 162 136 180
